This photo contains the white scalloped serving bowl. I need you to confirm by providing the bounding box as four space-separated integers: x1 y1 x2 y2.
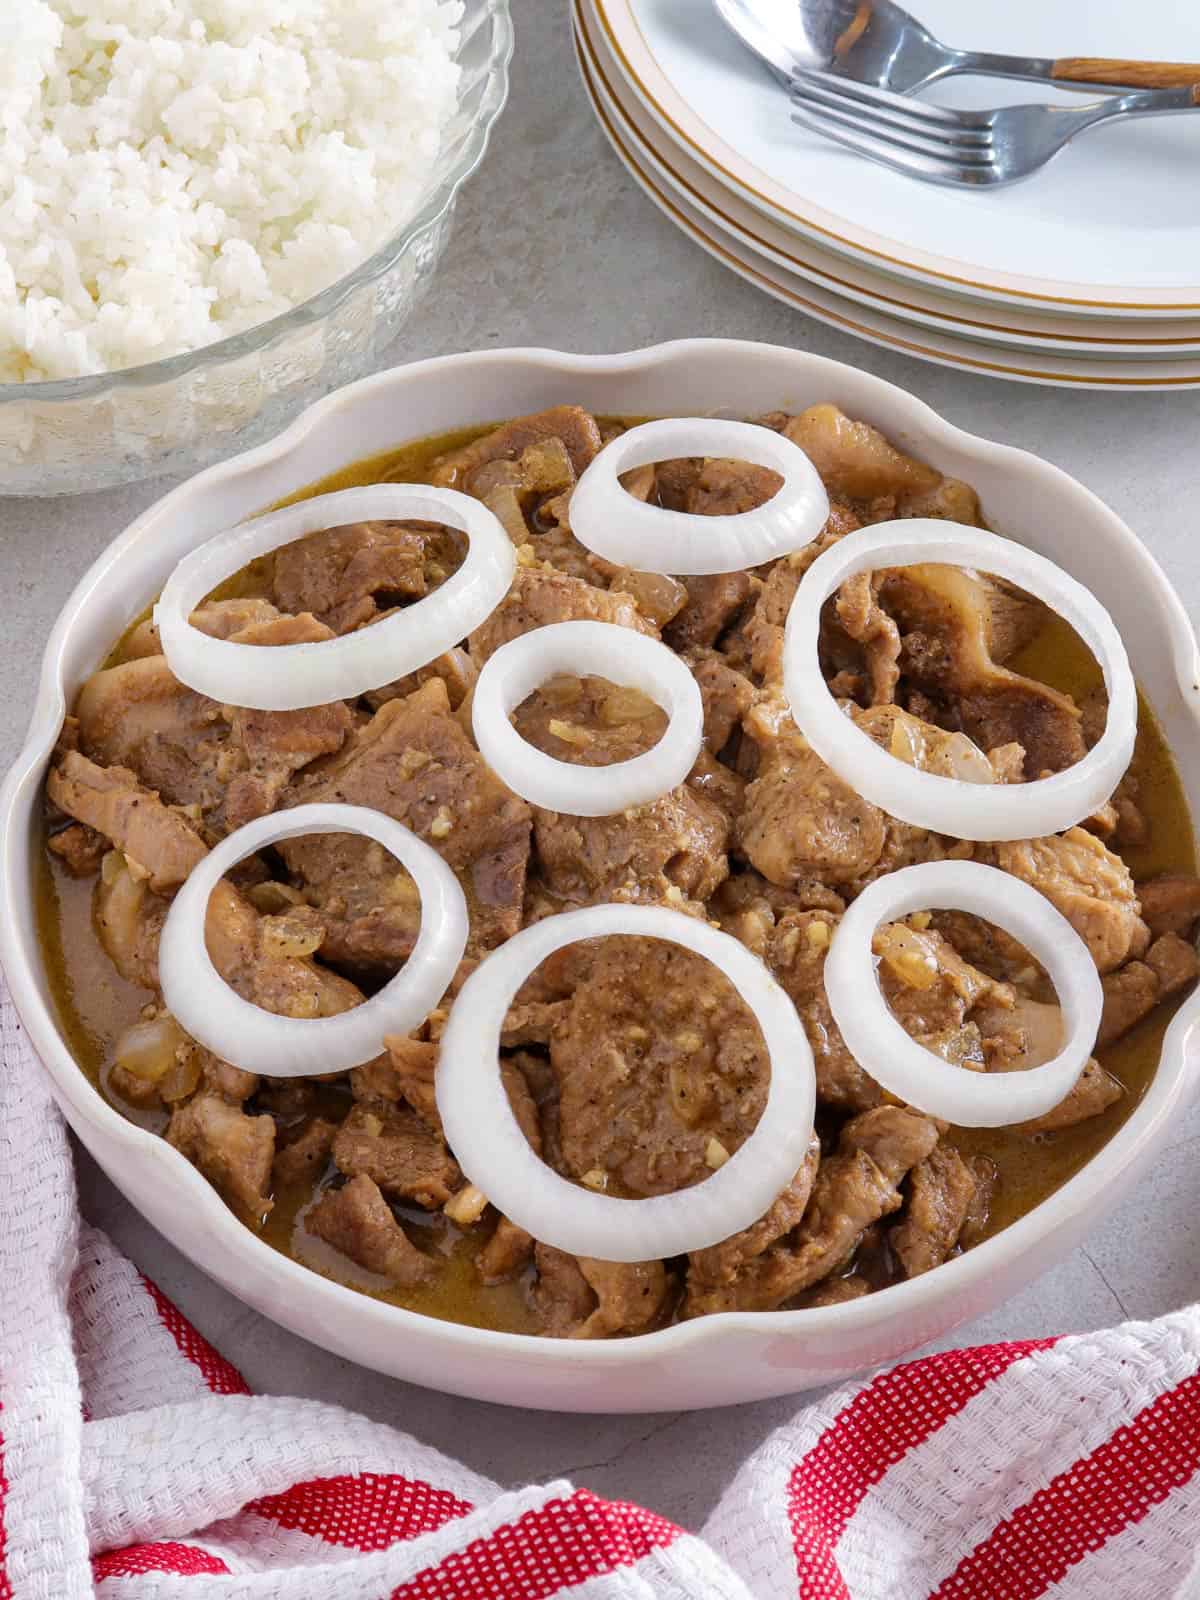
3 340 1199 1412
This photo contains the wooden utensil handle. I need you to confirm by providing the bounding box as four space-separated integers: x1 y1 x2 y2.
1051 57 1200 90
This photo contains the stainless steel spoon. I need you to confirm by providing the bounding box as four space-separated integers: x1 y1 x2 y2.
714 0 1200 96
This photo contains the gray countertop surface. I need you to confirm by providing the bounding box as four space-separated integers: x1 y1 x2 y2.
3 0 1200 1534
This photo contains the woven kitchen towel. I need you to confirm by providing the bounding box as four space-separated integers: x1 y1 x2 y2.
3 984 1199 1600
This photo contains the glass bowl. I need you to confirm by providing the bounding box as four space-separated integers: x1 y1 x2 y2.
0 0 513 498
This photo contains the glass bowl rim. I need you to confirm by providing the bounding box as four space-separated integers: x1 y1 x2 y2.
0 0 514 409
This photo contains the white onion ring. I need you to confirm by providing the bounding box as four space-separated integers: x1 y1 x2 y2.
160 804 468 1077
568 418 829 575
436 903 816 1261
155 486 515 712
471 620 704 815
824 860 1102 1128
782 520 1136 842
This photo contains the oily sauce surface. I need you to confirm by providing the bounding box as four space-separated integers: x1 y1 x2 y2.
36 427 1198 1330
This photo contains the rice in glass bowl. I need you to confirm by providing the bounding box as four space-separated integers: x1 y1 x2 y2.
0 0 512 496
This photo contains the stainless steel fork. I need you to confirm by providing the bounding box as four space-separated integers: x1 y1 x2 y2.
790 66 1200 186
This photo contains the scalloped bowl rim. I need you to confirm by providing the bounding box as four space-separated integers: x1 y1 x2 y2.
0 0 514 405
3 338 1199 1390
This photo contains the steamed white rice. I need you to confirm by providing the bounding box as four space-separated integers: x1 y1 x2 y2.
0 0 463 382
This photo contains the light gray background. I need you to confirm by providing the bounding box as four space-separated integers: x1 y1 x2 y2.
3 0 1199 1530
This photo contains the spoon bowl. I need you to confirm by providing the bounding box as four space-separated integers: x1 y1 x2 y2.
715 0 1200 96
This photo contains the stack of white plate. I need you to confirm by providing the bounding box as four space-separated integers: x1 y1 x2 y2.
574 0 1200 389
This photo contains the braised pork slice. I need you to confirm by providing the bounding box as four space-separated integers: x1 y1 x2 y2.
507 664 733 907
367 647 477 713
687 1136 821 1299
332 1101 460 1209
836 571 901 706
977 994 1064 1077
549 935 769 1196
738 699 886 886
477 1218 534 1285
776 404 983 525
533 781 730 909
48 752 207 892
665 571 755 652
367 1038 537 1279
528 1245 596 1336
167 1093 275 1221
875 563 1085 777
990 828 1149 974
687 749 746 828
571 1258 672 1339
218 619 354 827
123 597 286 659
76 655 226 810
926 909 1042 987
836 706 1014 895
206 880 363 1020
529 1246 671 1339
686 649 755 753
500 999 570 1049
687 457 782 517
469 564 657 666
1018 1058 1123 1134
685 1108 939 1315
431 405 603 490
281 677 532 965
890 1145 979 1278
469 1063 542 1284
372 1036 440 1130
960 1157 999 1247
780 405 941 506
47 821 106 877
1098 932 1200 1047
75 651 352 837
713 871 844 958
307 1174 435 1286
272 1117 337 1190
1137 875 1200 941
875 920 1012 1048
271 519 464 636
951 684 1086 781
801 1275 871 1308
440 416 601 581
766 912 882 1113
721 498 864 683
973 994 1123 1131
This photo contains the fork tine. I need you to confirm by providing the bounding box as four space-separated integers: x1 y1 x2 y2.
791 65 992 133
790 97 994 169
790 76 993 151
790 108 995 186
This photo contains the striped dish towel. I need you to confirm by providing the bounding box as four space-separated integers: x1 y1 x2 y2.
3 986 1199 1600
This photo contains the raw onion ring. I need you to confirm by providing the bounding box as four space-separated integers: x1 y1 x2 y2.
155 486 515 712
159 804 468 1077
568 418 829 574
824 860 1102 1128
436 903 816 1261
471 620 704 815
782 520 1136 841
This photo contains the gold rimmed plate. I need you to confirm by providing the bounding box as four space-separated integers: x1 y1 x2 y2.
576 12 1200 389
577 0 1200 359
592 0 1200 318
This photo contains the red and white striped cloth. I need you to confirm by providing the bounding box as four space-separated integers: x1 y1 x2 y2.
3 982 1200 1600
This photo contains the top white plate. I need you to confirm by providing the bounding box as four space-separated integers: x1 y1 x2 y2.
596 0 1200 314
